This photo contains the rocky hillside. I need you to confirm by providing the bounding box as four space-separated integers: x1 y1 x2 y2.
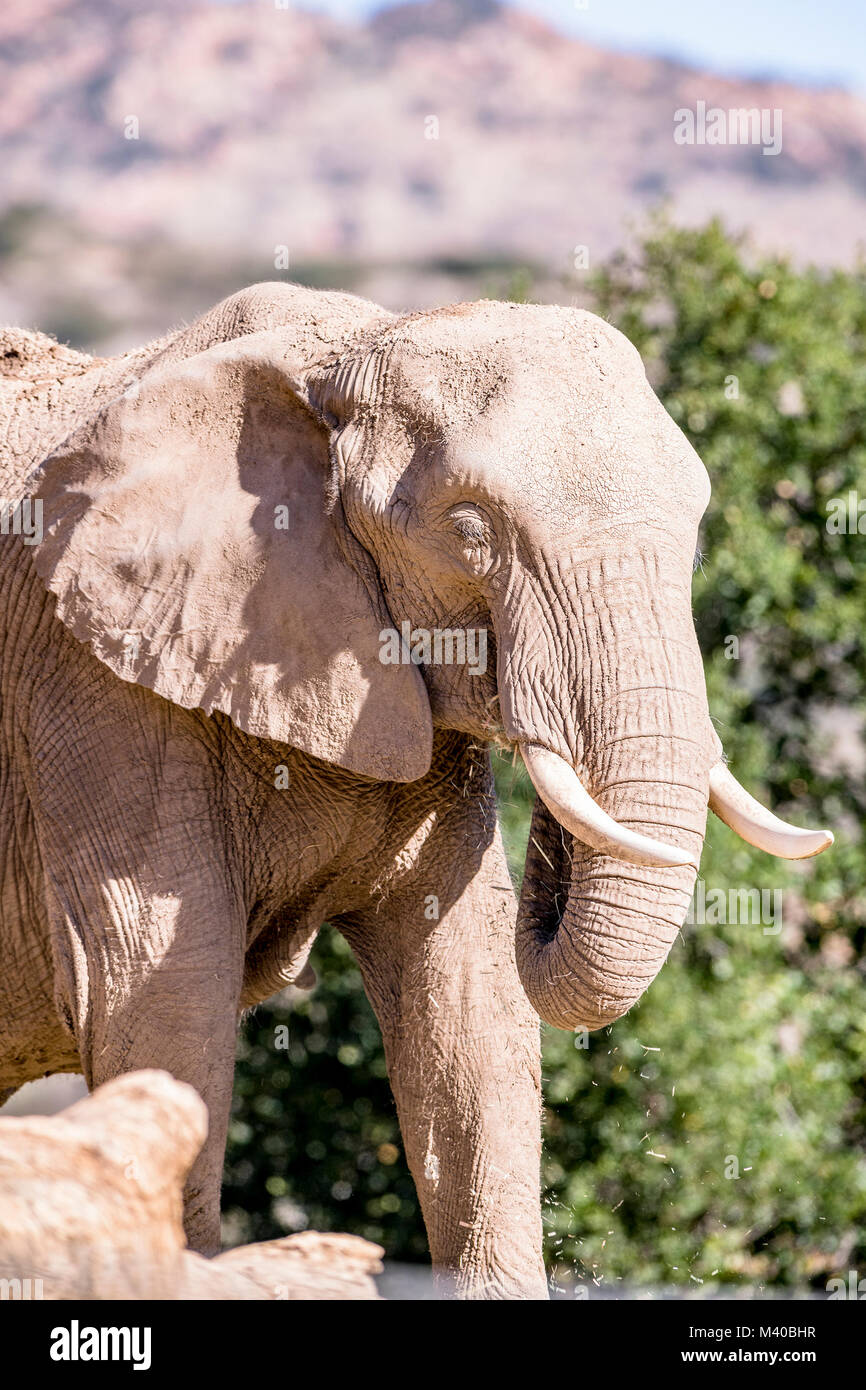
2 0 865 347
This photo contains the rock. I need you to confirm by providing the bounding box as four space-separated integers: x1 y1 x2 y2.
211 1232 384 1300
0 1069 382 1300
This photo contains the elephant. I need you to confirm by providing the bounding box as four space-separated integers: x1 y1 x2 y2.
0 282 832 1299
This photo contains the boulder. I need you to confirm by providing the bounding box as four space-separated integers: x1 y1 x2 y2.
0 1070 382 1300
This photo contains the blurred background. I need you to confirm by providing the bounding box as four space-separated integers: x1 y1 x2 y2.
2 0 865 1296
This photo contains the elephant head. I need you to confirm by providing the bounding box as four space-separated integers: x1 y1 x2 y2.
32 285 833 1033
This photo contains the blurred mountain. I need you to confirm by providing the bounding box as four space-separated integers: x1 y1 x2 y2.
2 0 865 349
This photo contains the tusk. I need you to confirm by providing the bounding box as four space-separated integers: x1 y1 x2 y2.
708 761 833 860
520 742 698 870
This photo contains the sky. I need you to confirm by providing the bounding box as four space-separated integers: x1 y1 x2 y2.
295 0 866 93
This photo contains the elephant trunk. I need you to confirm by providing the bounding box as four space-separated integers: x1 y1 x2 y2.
515 747 707 1032
502 546 712 1032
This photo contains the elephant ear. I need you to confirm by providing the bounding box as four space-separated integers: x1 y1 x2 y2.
31 330 433 782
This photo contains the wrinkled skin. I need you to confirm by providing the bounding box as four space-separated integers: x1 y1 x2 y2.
0 282 720 1299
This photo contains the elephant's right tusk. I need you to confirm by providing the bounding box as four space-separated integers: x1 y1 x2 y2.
519 742 699 870
708 761 834 860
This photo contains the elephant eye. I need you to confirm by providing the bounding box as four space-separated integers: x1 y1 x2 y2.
451 508 487 543
448 505 497 577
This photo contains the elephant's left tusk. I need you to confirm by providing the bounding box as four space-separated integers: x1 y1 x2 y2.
708 761 834 860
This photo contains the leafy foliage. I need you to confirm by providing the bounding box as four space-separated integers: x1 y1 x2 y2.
225 221 866 1291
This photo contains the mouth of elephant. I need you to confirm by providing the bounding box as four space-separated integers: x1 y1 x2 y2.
516 794 573 944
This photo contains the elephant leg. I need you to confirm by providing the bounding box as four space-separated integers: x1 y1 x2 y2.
44 863 246 1255
338 824 547 1299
